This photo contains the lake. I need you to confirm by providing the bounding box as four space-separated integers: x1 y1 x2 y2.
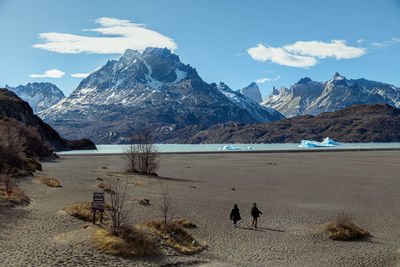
58 142 400 155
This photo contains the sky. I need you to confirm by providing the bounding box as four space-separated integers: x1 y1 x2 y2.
1 0 400 98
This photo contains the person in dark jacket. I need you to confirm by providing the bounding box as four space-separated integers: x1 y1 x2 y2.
230 204 241 228
251 202 262 228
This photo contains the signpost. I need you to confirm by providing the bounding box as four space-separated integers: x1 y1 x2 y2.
92 192 105 224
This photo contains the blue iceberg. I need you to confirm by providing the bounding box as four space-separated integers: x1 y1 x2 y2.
299 137 341 148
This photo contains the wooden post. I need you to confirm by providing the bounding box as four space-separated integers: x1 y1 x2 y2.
100 212 103 224
92 211 96 225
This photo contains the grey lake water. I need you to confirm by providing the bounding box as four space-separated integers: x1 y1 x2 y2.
58 142 400 155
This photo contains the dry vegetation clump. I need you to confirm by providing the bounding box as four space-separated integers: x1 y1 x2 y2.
96 177 104 181
0 183 30 205
130 180 150 187
93 227 156 257
139 199 150 205
325 212 371 241
64 202 111 222
98 182 115 194
172 219 197 229
141 220 206 254
34 176 62 187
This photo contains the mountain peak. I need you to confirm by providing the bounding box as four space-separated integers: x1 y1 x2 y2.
333 72 345 80
297 77 312 84
239 82 262 103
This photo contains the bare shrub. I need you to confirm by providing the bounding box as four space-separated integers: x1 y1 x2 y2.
107 179 128 236
336 211 353 226
0 117 51 175
124 130 159 175
0 176 30 205
158 184 173 228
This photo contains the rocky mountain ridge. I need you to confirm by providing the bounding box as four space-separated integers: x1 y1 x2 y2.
261 73 400 117
177 103 400 144
6 82 65 113
39 47 284 143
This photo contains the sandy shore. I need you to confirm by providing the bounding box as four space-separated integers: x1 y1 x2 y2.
1 151 400 266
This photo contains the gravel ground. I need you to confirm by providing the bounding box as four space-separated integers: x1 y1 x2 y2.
1 151 400 266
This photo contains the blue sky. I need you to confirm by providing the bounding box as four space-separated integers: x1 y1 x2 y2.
1 0 400 98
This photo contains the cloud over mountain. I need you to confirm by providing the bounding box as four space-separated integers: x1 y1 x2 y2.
247 40 365 68
33 17 177 54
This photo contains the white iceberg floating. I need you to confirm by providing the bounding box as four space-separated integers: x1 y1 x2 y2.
220 145 255 151
299 137 342 148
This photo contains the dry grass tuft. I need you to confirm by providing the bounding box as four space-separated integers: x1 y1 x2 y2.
130 180 150 187
93 227 156 257
64 202 111 222
98 183 115 194
0 184 30 205
325 212 370 240
141 220 205 254
172 219 197 229
34 176 62 187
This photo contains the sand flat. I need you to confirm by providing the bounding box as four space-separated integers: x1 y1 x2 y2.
1 151 400 266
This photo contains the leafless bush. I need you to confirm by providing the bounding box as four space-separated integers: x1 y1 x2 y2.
124 131 159 175
158 184 173 228
0 117 51 174
0 119 24 173
336 211 353 227
107 179 128 236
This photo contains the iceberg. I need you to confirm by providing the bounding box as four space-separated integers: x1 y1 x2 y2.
323 137 341 146
299 137 341 148
220 145 255 151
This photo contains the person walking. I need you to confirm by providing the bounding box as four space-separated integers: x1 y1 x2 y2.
251 202 262 228
230 204 241 228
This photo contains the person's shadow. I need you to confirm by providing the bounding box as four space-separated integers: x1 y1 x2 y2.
240 226 285 233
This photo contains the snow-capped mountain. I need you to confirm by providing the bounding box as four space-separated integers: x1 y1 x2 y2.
238 82 263 103
6 82 65 113
39 48 284 143
261 72 400 117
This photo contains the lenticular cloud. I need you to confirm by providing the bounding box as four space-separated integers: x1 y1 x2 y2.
33 17 178 54
247 40 365 68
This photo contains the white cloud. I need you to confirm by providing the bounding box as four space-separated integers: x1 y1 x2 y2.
371 38 400 48
273 75 280 81
284 40 366 59
356 39 365 44
371 42 388 48
247 40 365 68
247 44 317 68
33 17 177 54
30 69 65 78
71 73 89 78
255 77 271 83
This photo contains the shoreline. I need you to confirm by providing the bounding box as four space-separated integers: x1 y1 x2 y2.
58 147 400 156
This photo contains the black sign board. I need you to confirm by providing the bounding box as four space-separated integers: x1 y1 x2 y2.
93 192 105 202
